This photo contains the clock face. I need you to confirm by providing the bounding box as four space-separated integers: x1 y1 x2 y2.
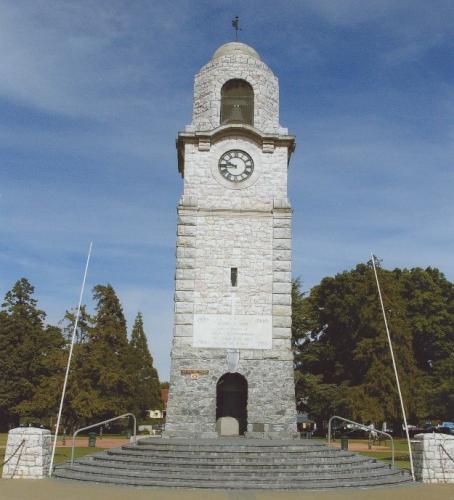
218 150 254 182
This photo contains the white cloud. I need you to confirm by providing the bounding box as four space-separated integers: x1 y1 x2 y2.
1 0 453 381
288 108 454 292
0 1 194 119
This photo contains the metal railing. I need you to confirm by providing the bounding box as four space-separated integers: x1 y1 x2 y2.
439 443 454 464
70 413 136 465
1 439 25 468
328 415 395 467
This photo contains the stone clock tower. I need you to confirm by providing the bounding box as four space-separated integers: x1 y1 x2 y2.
164 42 297 439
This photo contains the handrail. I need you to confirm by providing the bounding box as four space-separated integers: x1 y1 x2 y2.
328 415 395 467
439 443 454 464
1 439 25 468
70 413 136 465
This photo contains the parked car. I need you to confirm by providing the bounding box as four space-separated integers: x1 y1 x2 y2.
438 422 454 435
420 421 454 435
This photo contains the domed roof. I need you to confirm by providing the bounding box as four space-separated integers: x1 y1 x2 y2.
212 42 261 61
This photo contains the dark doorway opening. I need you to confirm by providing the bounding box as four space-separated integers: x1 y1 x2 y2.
216 373 248 435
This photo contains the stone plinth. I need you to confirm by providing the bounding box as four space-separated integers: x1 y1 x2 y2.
412 433 454 483
216 417 239 436
2 427 51 479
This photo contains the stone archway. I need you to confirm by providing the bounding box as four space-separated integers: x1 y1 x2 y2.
216 373 248 435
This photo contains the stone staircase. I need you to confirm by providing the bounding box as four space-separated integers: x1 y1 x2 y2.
53 437 414 490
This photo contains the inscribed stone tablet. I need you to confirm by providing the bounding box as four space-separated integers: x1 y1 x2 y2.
193 314 272 349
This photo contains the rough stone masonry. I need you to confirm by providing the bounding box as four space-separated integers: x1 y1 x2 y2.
2 427 51 479
412 433 454 483
164 42 297 439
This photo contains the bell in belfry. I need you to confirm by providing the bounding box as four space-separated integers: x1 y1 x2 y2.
229 103 244 122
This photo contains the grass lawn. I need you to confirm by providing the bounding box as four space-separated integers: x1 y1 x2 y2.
360 450 410 470
52 446 108 465
1 446 107 465
1 442 107 466
0 432 119 466
331 438 412 471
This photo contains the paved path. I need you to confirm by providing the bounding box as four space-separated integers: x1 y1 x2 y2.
56 437 130 448
0 479 453 500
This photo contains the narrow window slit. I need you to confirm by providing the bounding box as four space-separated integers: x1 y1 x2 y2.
231 268 238 287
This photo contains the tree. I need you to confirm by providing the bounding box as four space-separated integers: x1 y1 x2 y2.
61 305 93 344
56 306 96 432
292 263 437 429
0 279 65 429
127 313 161 419
396 267 454 420
80 284 131 422
14 324 67 426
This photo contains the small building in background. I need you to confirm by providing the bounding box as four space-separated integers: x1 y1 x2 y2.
148 387 169 419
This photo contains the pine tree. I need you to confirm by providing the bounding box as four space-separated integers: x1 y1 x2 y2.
0 279 65 429
58 305 97 431
127 313 161 418
83 284 131 421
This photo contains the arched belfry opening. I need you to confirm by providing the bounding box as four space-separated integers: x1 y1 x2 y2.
216 373 248 435
220 79 254 126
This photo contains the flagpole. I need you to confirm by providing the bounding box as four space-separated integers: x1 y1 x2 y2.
49 242 93 476
370 253 415 481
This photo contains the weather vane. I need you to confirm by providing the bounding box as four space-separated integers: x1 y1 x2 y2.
232 16 241 40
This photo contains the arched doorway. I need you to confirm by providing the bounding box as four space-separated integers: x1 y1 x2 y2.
216 373 248 435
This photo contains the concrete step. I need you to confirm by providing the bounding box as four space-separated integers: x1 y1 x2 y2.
52 437 413 490
123 443 346 456
53 468 413 490
134 438 326 452
78 456 390 474
88 452 381 471
58 461 404 481
105 448 369 465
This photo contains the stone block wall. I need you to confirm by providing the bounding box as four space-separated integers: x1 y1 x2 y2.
412 433 454 483
164 356 296 439
191 53 281 134
164 199 296 439
2 427 51 479
183 138 289 210
193 212 273 316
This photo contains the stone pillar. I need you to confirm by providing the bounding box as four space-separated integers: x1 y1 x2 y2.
267 201 297 438
173 198 197 339
2 427 52 479
412 433 454 483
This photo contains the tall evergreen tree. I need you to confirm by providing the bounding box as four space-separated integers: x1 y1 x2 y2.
0 279 65 428
127 312 161 418
57 305 97 431
82 284 131 421
62 305 93 344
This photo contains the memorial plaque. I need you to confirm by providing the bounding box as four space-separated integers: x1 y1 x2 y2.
180 369 209 376
193 314 272 349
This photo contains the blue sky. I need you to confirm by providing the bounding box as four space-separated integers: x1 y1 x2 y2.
1 0 453 380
